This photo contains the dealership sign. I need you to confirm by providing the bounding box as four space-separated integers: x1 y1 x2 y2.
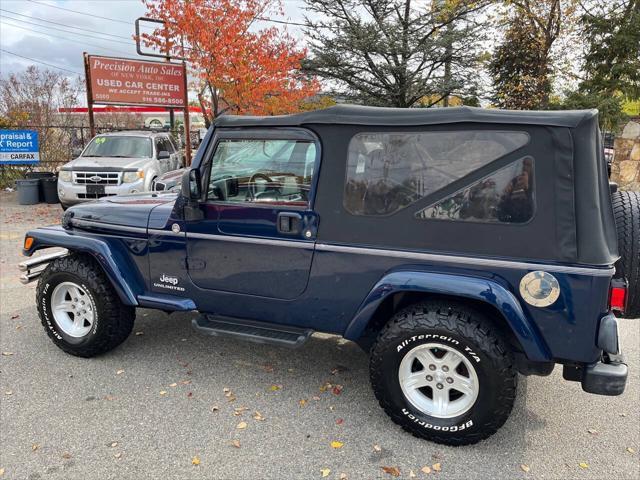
88 55 185 107
0 130 39 164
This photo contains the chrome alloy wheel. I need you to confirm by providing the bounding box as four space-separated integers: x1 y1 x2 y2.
50 281 95 338
398 342 479 418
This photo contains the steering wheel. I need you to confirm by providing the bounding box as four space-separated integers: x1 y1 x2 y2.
247 172 279 200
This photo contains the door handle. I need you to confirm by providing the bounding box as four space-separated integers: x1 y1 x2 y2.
277 212 302 235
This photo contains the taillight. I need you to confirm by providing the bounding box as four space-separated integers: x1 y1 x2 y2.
609 279 627 313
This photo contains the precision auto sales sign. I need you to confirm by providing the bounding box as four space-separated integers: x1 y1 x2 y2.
88 55 185 107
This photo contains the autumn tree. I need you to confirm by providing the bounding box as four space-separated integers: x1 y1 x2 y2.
302 0 491 108
141 0 318 126
490 0 577 109
0 66 81 171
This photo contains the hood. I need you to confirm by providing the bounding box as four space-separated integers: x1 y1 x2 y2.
65 156 150 171
68 192 178 230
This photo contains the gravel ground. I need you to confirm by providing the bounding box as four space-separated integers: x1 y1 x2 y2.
0 191 639 480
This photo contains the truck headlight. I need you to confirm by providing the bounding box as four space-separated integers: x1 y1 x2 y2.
58 171 72 182
123 170 144 183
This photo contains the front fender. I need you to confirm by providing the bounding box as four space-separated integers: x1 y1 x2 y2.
343 271 551 362
23 226 144 306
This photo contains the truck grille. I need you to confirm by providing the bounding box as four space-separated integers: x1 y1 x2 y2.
73 171 121 185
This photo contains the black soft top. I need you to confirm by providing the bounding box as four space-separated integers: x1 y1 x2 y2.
215 104 598 129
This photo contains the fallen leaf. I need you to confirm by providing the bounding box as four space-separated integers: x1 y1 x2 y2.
187 392 193 398
627 447 636 454
619 413 627 417
332 385 343 395
116 369 124 375
236 421 247 430
159 391 167 396
235 407 249 414
192 456 200 465
421 466 431 474
578 462 589 469
211 405 219 412
432 463 441 472
381 466 400 477
4 391 12 396
111 442 118 448
181 380 192 385
31 444 40 451
135 331 144 336
169 383 178 388
299 399 307 407
1 352 14 356
331 441 344 449
104 395 117 401
0 467 5 476
231 440 241 448
587 429 598 435
312 396 321 401
114 453 122 459
336 418 344 425
253 411 265 421
10 314 19 319
319 382 332 392
339 474 347 480
373 444 382 452
409 470 416 479
62 452 72 459
329 405 335 411
520 464 530 473
223 387 230 393
320 468 331 478
270 385 281 391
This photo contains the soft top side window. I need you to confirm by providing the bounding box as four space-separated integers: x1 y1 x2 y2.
207 138 316 207
344 130 529 216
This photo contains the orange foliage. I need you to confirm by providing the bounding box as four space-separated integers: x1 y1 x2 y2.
141 0 318 121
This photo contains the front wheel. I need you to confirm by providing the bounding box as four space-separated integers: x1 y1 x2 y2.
36 254 135 357
370 301 517 445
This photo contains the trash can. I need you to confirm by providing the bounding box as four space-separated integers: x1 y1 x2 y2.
16 179 40 205
26 171 55 202
42 177 59 204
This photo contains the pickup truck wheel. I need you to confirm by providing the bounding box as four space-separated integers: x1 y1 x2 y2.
612 190 640 318
369 301 517 446
36 254 135 357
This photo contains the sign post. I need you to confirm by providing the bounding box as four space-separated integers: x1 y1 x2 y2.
84 53 191 164
0 130 40 165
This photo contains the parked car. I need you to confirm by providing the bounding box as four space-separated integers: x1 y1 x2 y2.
154 167 185 192
20 105 639 445
57 131 183 209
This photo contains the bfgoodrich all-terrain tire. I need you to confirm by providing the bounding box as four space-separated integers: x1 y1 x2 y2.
36 253 135 357
612 190 640 318
370 301 517 446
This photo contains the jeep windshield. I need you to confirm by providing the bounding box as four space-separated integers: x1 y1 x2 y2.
81 136 152 158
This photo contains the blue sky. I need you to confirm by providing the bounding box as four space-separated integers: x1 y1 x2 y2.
0 0 309 77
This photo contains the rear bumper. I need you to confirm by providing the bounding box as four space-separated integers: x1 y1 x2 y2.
581 353 627 396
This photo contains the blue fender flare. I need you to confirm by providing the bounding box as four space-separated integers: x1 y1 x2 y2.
343 271 552 362
24 227 143 306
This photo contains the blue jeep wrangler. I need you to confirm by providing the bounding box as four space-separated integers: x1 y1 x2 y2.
20 106 639 445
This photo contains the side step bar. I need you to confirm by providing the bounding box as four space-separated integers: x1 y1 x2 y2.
193 315 313 348
18 249 68 284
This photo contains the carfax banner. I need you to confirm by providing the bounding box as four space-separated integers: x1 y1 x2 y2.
0 130 40 165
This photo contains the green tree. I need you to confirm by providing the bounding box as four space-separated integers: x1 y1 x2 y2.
302 0 491 108
490 0 577 109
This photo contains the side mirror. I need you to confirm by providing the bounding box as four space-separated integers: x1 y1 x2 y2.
181 169 201 201
72 148 82 157
158 150 170 160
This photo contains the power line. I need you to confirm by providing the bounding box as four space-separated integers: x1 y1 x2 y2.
0 19 134 57
0 8 133 40
0 12 134 45
0 48 81 74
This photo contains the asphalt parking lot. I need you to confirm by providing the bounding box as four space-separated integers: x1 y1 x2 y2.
0 191 638 480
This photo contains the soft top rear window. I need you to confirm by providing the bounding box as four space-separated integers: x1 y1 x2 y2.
344 130 529 216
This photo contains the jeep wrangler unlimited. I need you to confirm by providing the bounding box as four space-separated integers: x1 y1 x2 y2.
20 106 638 445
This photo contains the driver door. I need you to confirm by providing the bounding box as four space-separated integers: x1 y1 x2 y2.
185 129 319 300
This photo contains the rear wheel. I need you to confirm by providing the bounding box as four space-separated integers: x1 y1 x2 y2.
370 301 517 445
612 190 640 318
36 254 135 357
